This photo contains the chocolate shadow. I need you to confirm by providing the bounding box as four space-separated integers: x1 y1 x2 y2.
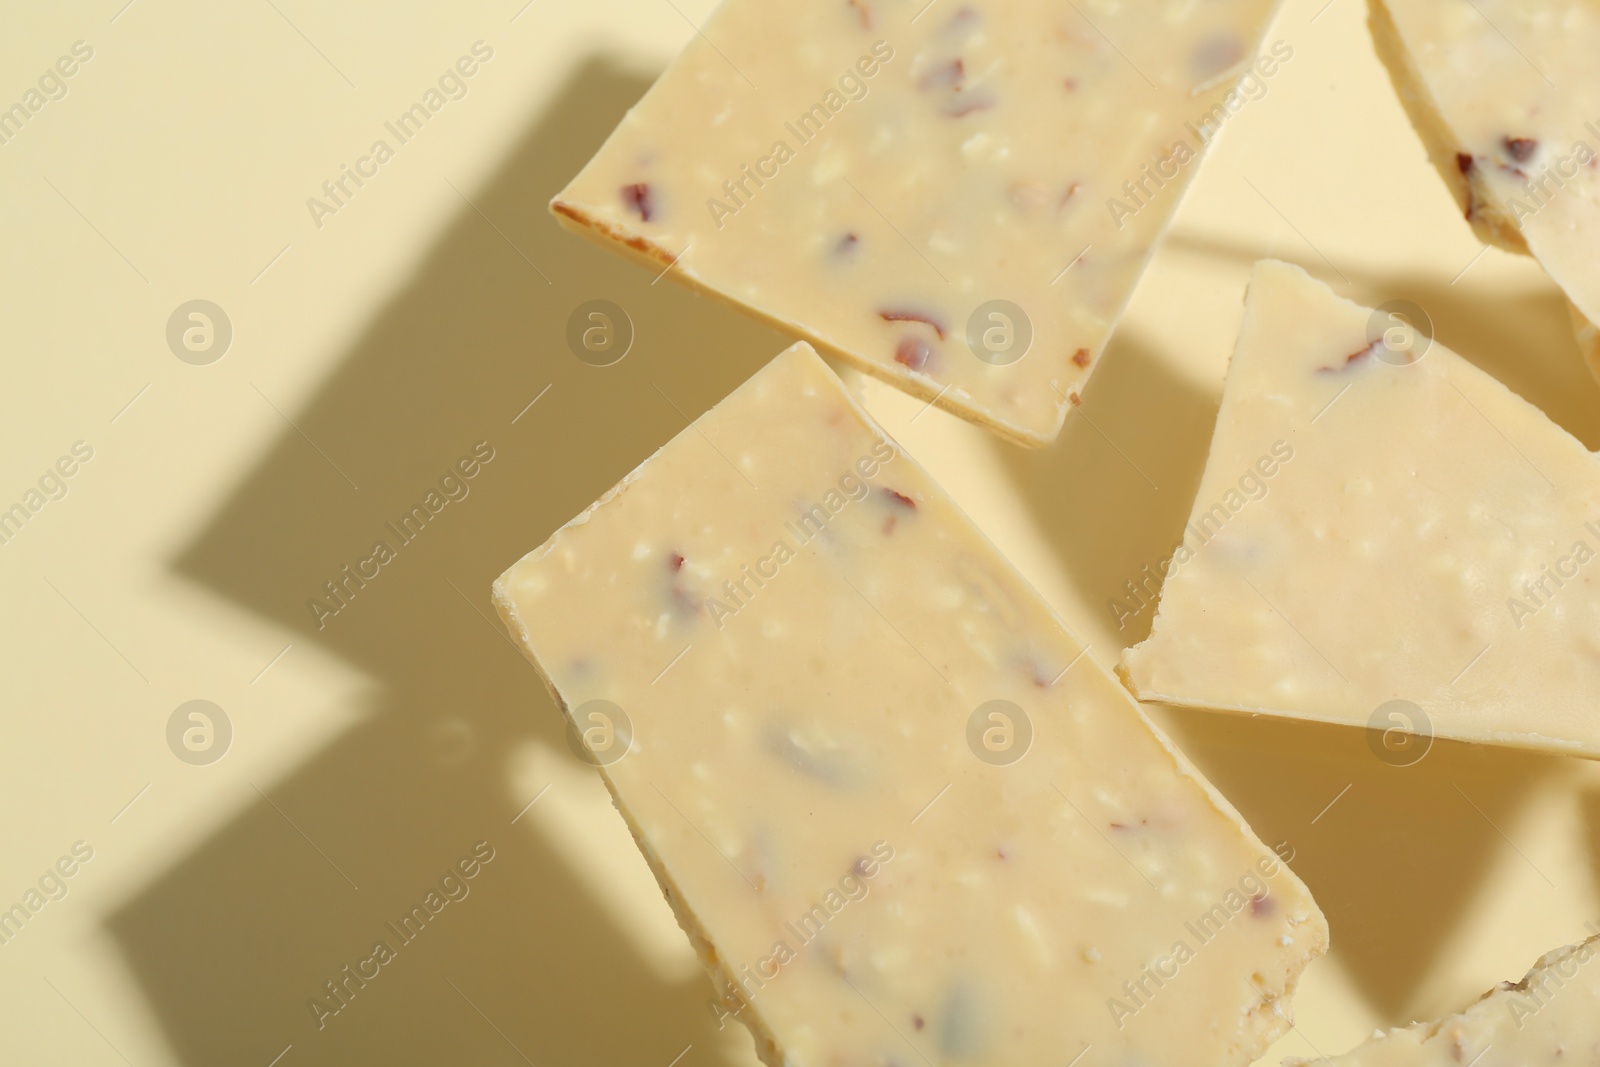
107 56 785 1067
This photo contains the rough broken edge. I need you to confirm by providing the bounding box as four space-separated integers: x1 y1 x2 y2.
1368 0 1600 390
549 199 1063 449
545 0 1301 453
1364 0 1600 389
487 463 786 1065
492 340 1327 1066
1114 260 1297 713
1365 0 1530 255
1284 933 1600 1065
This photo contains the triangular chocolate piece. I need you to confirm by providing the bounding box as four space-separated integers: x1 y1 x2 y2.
1123 260 1600 757
554 0 1286 444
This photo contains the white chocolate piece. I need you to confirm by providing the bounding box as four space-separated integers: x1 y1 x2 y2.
495 343 1326 1064
1367 0 1600 379
1287 934 1600 1066
1122 260 1600 757
552 0 1288 446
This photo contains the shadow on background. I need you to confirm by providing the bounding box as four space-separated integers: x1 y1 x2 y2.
107 57 785 1066
1000 333 1216 648
1582 791 1600 907
1155 705 1552 1023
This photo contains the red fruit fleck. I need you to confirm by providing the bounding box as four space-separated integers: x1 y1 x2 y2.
1250 893 1275 918
882 488 916 509
1064 76 1080 91
996 846 1008 860
913 1014 926 1031
622 182 655 222
882 516 897 536
1068 391 1082 407
919 58 965 91
835 232 860 258
1318 339 1381 373
668 552 685 572
1071 347 1091 368
895 337 931 370
1504 136 1538 163
847 0 873 27
1455 152 1475 176
879 308 947 339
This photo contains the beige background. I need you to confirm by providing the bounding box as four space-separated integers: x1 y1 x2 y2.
4 0 1600 1063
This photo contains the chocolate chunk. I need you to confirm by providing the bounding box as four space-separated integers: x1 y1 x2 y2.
1504 136 1538 163
880 308 947 339
622 182 655 222
895 337 931 370
883 488 916 509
